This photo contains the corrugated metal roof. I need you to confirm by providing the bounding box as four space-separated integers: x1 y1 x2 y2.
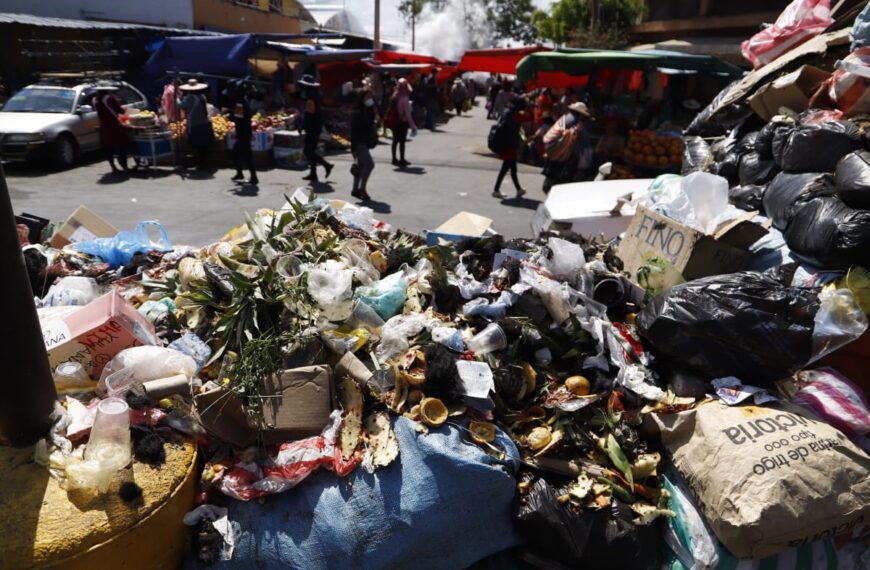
0 12 219 35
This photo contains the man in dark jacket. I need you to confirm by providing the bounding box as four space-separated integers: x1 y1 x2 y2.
300 75 333 183
229 79 257 185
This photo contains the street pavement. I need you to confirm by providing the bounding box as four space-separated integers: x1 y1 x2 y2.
7 100 546 246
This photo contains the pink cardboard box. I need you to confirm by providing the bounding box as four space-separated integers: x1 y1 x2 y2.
39 291 158 378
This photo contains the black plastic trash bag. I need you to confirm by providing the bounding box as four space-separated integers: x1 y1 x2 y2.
755 121 791 159
738 151 780 186
681 136 712 175
712 130 759 184
783 196 870 269
514 475 661 570
728 184 766 212
775 121 863 173
637 266 820 385
762 172 831 230
835 150 870 209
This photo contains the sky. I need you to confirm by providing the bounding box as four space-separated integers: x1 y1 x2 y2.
333 0 554 58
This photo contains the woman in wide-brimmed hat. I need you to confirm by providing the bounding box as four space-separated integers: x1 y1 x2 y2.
179 78 214 169
90 82 128 173
299 74 333 182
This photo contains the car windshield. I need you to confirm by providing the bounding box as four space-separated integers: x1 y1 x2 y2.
2 87 76 113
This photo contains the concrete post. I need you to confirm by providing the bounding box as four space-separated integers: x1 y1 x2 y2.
0 160 57 446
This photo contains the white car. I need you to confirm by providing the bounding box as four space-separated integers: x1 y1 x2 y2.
0 80 147 169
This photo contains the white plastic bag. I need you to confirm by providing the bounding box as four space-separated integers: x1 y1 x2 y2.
547 237 586 278
681 172 730 234
810 287 869 362
305 259 354 308
97 346 197 395
41 276 103 307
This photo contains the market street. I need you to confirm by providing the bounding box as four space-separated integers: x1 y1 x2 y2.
6 101 545 245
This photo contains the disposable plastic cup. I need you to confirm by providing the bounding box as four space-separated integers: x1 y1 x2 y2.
104 367 138 397
275 255 303 283
55 361 89 383
85 398 132 471
466 323 508 355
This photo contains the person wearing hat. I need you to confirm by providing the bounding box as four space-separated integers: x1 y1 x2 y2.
298 74 333 182
228 79 257 185
91 82 129 173
179 78 214 170
451 78 469 117
389 78 417 167
492 96 529 199
541 102 592 193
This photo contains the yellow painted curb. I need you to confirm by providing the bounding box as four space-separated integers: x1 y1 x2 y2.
2 440 197 569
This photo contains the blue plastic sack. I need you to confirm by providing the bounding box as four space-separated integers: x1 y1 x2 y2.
852 2 870 51
353 272 408 320
73 221 172 269
187 417 521 570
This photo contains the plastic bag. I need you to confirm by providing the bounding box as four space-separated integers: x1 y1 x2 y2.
681 172 731 234
514 475 661 570
762 171 830 230
97 346 197 395
783 196 870 268
755 121 791 159
740 0 833 69
852 2 870 51
40 276 103 307
738 151 780 186
305 259 354 308
338 239 380 285
794 366 870 449
775 121 862 173
835 150 870 209
637 267 821 385
810 287 868 361
353 272 408 320
374 313 434 363
547 237 586 278
680 136 712 175
662 470 720 570
728 184 766 212
829 47 870 116
636 256 685 299
73 221 172 269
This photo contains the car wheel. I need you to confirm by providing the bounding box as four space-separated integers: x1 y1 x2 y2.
52 134 77 169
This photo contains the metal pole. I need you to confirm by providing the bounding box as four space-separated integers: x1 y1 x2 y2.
412 2 416 52
374 0 381 51
0 156 57 446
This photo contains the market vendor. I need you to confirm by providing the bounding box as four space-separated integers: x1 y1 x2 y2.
229 79 258 186
541 101 593 193
179 78 215 170
91 82 129 174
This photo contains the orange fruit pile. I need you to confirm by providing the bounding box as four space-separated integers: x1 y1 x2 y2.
624 130 683 169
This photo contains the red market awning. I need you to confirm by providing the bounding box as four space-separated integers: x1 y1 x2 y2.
375 50 446 67
457 46 550 75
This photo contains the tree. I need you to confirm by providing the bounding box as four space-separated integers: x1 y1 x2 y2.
533 0 644 47
486 0 539 44
398 0 447 23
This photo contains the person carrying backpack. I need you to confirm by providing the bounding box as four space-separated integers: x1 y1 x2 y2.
491 97 529 199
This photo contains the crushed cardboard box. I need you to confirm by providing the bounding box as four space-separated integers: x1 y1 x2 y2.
749 65 831 120
617 206 769 281
49 205 118 249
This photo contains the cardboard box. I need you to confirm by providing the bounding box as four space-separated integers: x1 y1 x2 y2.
617 206 768 281
426 211 496 245
749 65 831 120
259 365 335 445
531 178 652 238
38 290 157 378
193 387 256 448
49 205 118 249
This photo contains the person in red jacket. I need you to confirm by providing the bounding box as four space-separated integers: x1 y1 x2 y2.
91 83 129 173
492 97 529 199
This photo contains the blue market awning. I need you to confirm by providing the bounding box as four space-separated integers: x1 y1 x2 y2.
145 34 372 76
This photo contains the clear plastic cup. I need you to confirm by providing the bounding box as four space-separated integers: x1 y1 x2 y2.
85 398 132 472
104 368 138 398
466 323 508 355
55 361 88 383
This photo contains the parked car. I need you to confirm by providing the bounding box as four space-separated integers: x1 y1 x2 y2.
0 80 147 169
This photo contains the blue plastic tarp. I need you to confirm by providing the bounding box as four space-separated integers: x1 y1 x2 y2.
186 417 522 570
145 35 257 76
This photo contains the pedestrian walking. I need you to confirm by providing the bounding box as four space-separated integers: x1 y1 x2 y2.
299 74 333 182
451 79 468 116
229 79 257 185
350 89 378 201
179 78 214 170
422 68 439 130
387 78 417 168
491 97 529 199
91 82 129 173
